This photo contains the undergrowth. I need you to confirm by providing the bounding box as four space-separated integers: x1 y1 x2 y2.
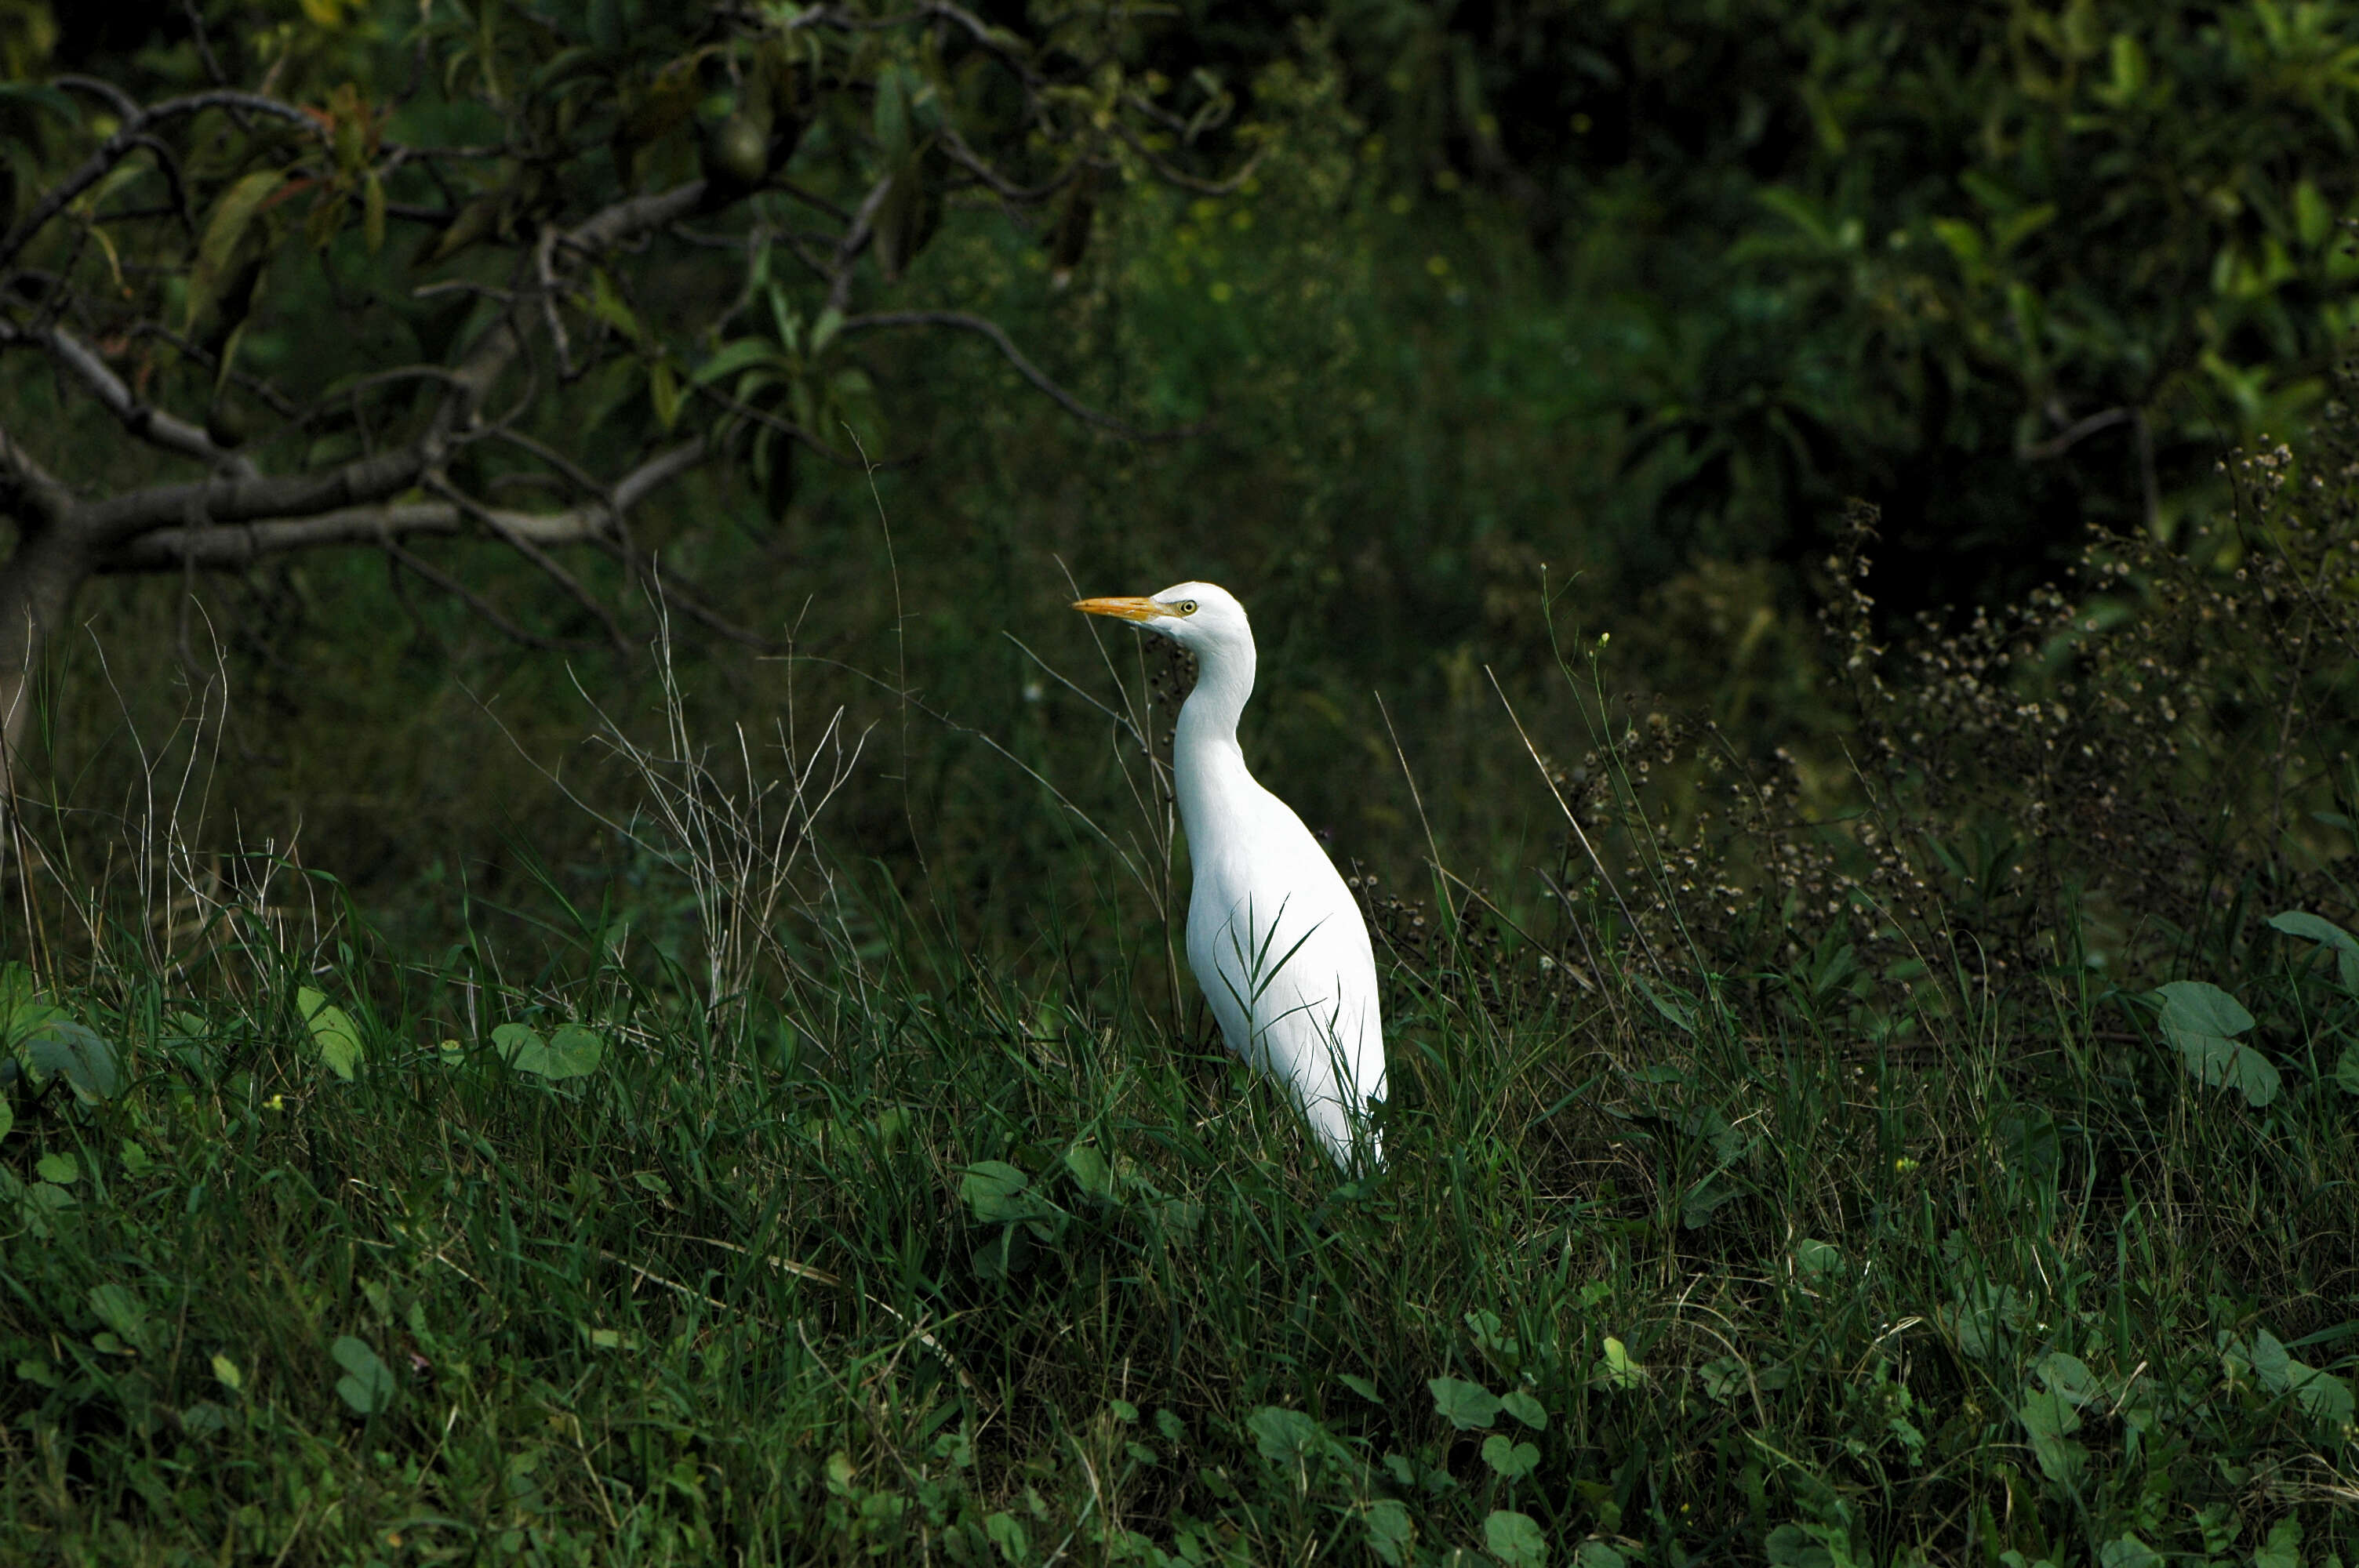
3 423 2358 1565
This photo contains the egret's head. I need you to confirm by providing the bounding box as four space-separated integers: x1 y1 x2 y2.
1072 581 1251 656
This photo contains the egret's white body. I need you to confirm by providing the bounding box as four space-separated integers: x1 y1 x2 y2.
1074 583 1385 1167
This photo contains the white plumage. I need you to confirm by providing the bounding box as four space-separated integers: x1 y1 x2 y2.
1074 582 1386 1167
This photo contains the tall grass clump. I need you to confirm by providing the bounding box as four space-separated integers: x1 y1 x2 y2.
2 446 2357 1565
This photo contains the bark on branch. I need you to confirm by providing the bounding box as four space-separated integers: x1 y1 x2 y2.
2 322 253 475
0 89 321 274
94 440 707 573
838 310 1191 440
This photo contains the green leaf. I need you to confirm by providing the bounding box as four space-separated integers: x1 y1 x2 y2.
500 1021 605 1080
1484 1508 1548 1568
1428 1375 1502 1429
2338 1043 2359 1098
1339 1373 1380 1401
649 359 684 430
187 169 285 328
1361 1498 1415 1566
1481 1433 1540 1479
960 1161 1033 1224
1755 185 1836 248
88 1283 150 1354
1063 1144 1116 1200
35 1151 78 1185
2104 32 2149 101
1932 217 1988 274
0 1098 10 1141
13 1007 124 1102
211 1352 243 1393
587 0 623 53
2252 1517 2303 1568
2270 909 2359 990
1794 1237 1845 1283
1994 1105 2059 1180
2154 980 2277 1108
983 1512 1029 1565
0 82 82 125
2019 1388 2085 1484
2294 180 2333 249
1633 975 1696 1035
1245 1406 1333 1466
1575 1545 1628 1568
296 987 363 1080
873 64 910 162
2037 1352 2099 1406
2097 1539 2161 1568
2254 1330 2357 1436
1594 1336 1644 1391
363 170 386 255
1700 1357 1748 1401
1499 1388 1547 1429
694 337 787 386
332 1334 396 1415
587 269 645 342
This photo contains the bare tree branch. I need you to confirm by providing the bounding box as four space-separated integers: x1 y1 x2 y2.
0 90 322 273
562 180 711 257
82 447 429 548
837 310 1194 440
0 422 76 530
384 537 608 654
2 322 253 475
1111 122 1267 196
95 440 707 573
122 323 298 416
423 471 628 652
824 173 900 317
937 127 1080 205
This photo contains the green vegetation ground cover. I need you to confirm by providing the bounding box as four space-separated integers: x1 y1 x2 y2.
2 833 2355 1565
8 446 2359 1559
5 2 2359 1562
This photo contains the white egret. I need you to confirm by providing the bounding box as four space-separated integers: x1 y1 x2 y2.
1074 583 1386 1167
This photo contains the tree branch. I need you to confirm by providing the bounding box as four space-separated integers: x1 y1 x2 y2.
825 173 900 317
93 440 706 573
423 470 628 652
383 537 608 654
1111 122 1266 197
82 447 430 549
0 89 322 274
937 127 1078 205
2 322 253 475
0 422 76 532
837 310 1194 440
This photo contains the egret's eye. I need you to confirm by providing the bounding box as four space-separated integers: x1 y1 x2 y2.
1175 600 1198 616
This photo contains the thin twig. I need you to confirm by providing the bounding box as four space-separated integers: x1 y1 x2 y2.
1485 664 1670 986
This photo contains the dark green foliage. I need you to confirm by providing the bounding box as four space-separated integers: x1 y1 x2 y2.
1323 0 2359 602
1 815 2354 1561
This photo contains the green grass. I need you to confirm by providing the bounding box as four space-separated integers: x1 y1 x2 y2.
2 843 2355 1566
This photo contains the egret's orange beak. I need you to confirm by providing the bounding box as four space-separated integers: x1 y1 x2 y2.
1072 596 1169 622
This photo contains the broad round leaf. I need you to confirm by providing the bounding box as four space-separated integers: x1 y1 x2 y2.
1428 1375 1502 1430
2154 980 2277 1108
14 1009 123 1102
332 1335 396 1415
1481 1433 1540 1479
296 988 363 1081
2269 909 2359 990
1485 1508 1549 1568
1245 1406 1333 1466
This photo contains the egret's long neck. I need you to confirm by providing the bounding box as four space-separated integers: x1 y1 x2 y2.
1172 636 1256 837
